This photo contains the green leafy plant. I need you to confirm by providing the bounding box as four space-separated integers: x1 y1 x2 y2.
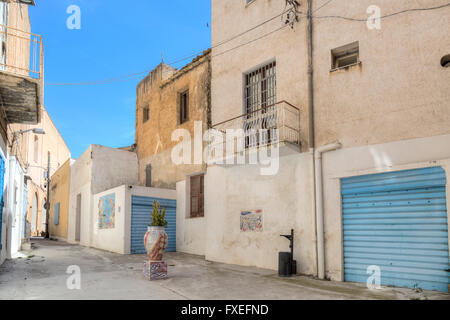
150 200 168 227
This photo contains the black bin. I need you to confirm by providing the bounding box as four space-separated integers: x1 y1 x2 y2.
278 252 291 277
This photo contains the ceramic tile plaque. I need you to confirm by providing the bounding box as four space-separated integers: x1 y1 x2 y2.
240 210 263 232
98 193 115 229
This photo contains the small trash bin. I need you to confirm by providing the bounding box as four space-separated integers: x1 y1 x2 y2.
278 252 291 277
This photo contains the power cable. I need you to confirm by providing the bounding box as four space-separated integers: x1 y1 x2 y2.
44 2 450 86
46 7 295 87
314 0 335 13
314 2 450 22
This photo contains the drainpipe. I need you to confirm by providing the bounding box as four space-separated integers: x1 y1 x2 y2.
315 142 341 279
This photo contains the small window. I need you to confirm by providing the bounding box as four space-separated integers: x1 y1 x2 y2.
179 90 189 124
143 106 150 123
33 135 39 163
190 174 204 218
331 41 359 70
145 164 152 187
54 203 60 225
441 54 450 68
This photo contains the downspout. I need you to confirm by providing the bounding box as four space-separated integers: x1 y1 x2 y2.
307 0 314 150
306 0 319 277
315 142 341 279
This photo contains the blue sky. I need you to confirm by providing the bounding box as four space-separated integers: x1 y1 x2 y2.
29 0 211 158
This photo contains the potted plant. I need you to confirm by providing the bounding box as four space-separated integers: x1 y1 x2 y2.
144 201 169 261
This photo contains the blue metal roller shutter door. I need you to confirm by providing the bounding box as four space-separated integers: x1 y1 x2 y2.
131 196 176 254
342 167 449 292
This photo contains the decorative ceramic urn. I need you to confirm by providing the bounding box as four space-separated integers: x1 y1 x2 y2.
144 226 168 261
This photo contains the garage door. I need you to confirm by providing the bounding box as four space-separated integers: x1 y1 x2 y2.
342 167 449 292
131 196 176 254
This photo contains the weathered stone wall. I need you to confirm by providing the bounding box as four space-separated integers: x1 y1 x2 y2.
135 51 211 189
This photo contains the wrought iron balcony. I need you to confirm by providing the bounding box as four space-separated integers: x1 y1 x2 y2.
210 101 301 162
0 23 43 124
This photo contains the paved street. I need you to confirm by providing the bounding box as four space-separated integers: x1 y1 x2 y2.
0 240 448 300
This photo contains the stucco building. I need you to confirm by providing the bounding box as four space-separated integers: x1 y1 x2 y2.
67 145 139 247
0 0 42 264
12 106 71 238
48 158 72 241
174 0 450 292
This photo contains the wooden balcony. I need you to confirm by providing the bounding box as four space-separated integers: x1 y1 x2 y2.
0 23 43 124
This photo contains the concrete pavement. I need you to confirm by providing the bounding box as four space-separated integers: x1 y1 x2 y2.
0 240 448 300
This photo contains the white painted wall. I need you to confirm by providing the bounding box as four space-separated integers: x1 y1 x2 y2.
0 138 8 265
91 145 139 195
322 133 450 281
204 153 317 275
68 145 139 247
92 185 127 254
5 156 25 258
68 146 92 245
90 185 176 255
176 179 206 256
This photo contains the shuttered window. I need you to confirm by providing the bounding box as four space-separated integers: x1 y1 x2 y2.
180 90 189 124
190 174 204 218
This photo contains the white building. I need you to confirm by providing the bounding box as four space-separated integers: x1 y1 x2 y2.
67 145 139 246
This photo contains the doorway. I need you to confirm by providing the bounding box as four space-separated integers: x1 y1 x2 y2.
75 193 81 242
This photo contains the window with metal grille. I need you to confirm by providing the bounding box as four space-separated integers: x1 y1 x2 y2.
179 90 189 124
245 61 276 114
190 174 204 218
244 61 277 147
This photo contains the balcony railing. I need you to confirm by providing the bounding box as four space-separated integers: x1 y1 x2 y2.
0 23 43 82
210 101 301 157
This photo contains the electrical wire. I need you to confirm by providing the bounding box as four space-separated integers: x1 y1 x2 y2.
45 1 450 86
314 0 335 13
314 2 450 22
212 25 289 58
46 7 295 87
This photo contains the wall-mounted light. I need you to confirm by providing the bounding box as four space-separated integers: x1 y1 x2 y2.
16 128 46 135
17 0 36 6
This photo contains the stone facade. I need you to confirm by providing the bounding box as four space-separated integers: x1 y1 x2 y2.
135 50 211 189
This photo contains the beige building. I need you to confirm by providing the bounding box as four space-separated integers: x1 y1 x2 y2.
173 0 450 292
12 106 71 237
48 158 71 240
135 50 211 190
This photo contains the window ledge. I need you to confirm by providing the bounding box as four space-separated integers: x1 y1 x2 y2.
187 216 205 220
330 61 362 73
